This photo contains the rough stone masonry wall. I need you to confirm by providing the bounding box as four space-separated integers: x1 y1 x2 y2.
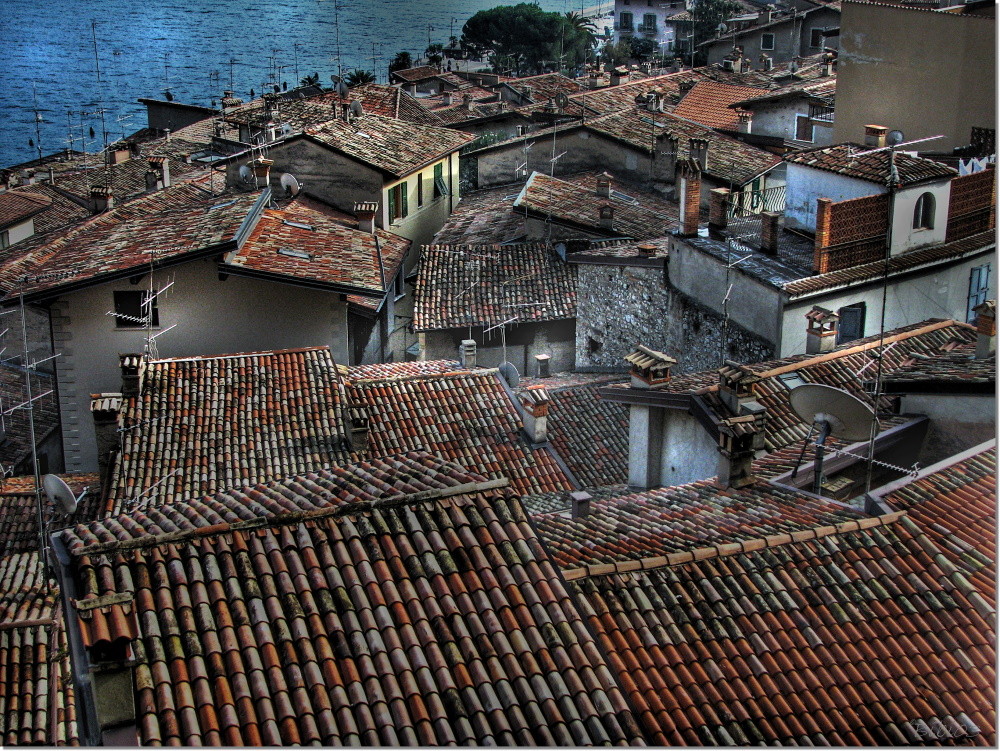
575 264 773 373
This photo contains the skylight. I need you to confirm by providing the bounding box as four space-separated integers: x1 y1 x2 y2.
282 220 315 231
208 199 238 211
278 247 312 261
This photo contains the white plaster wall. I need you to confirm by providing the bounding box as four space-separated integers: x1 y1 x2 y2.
899 393 996 464
747 100 834 147
52 258 349 472
383 153 461 255
5 218 35 246
784 163 884 233
890 180 951 254
658 409 720 488
779 250 995 356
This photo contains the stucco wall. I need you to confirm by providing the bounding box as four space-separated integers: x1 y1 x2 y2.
890 180 951 254
51 259 349 472
746 98 834 146
900 393 996 465
5 218 35 247
784 162 883 232
383 152 460 254
834 2 996 153
420 320 576 375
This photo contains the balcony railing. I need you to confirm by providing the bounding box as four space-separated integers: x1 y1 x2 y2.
638 24 658 34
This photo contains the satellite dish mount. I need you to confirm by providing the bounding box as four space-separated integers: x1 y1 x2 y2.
42 473 89 514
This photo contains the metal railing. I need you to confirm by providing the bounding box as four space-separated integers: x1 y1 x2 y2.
725 184 786 238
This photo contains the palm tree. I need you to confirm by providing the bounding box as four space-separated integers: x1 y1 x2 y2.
344 69 376 86
565 11 597 33
299 72 321 87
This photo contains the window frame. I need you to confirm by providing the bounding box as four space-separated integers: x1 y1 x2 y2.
912 192 935 230
761 32 775 50
794 114 814 143
642 13 657 30
113 290 160 329
417 173 424 207
433 162 449 199
809 28 825 48
0 230 8 250
968 263 991 323
388 181 408 222
836 302 866 345
620 11 634 29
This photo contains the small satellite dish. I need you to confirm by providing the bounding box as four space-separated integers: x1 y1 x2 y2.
555 92 569 109
238 164 255 184
349 100 364 118
887 129 905 146
43 474 87 515
498 361 520 388
717 22 728 33
336 82 350 98
280 173 301 196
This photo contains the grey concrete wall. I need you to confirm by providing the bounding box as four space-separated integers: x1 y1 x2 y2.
746 98 834 146
784 163 881 233
901 393 996 466
420 321 576 375
659 408 721 487
51 259 349 472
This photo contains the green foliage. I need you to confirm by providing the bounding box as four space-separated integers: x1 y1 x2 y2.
388 51 412 73
690 0 743 64
600 38 632 67
344 69 376 86
426 43 445 66
299 72 320 87
461 3 597 75
629 37 659 62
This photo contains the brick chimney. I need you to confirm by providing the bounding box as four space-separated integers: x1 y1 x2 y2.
716 409 766 488
596 172 613 198
637 242 657 257
805 306 839 354
119 354 143 399
442 91 453 106
354 201 378 233
625 345 676 388
107 145 131 165
864 125 888 149
148 156 171 190
974 300 996 359
689 138 709 171
662 134 679 178
759 211 780 254
812 197 833 273
708 187 730 231
570 490 592 518
599 204 614 230
519 385 550 443
252 157 273 185
736 110 752 134
90 186 114 213
534 353 551 378
459 339 477 368
677 160 701 236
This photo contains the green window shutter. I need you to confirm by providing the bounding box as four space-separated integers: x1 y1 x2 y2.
388 187 396 220
401 181 408 217
434 162 443 181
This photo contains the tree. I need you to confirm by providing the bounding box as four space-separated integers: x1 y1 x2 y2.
388 51 412 73
425 43 445 66
600 38 633 67
629 37 659 62
299 72 321 87
344 69 376 86
689 0 743 65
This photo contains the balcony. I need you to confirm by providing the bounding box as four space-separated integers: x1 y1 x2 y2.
614 24 635 34
637 24 658 35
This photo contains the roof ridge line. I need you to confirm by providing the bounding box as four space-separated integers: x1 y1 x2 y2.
348 367 498 384
68 477 512 557
147 345 333 364
562 510 907 581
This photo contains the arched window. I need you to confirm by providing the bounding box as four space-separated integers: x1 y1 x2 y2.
913 192 935 229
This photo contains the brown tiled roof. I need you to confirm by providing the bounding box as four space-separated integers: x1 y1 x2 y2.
424 99 517 125
533 478 866 568
504 73 584 102
346 359 462 380
60 450 643 745
881 443 997 600
431 185 527 245
673 81 769 129
732 77 837 108
0 366 59 474
784 230 995 296
0 190 50 229
7 183 90 236
390 65 442 82
879 340 995 388
567 237 671 261
0 473 101 558
348 370 574 496
37 151 203 206
569 512 997 746
784 142 958 186
303 113 472 178
0 184 261 301
414 243 576 331
223 195 409 297
514 172 679 240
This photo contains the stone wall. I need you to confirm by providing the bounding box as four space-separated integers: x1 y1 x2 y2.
575 263 773 374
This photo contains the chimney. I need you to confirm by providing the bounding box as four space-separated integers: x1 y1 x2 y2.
610 67 629 86
677 160 701 236
678 79 695 96
148 156 171 190
90 185 114 213
708 187 730 232
407 83 418 96
144 170 159 193
252 157 273 186
47 166 56 184
736 110 752 134
716 408 766 489
822 52 835 77
758 4 773 24
663 134 679 178
717 360 762 415
759 211 780 254
534 353 551 378
625 345 676 389
354 201 378 233
759 54 773 71
805 306 839 354
91 393 123 497
119 354 143 400
348 414 370 454
596 171 613 198
164 128 171 141
108 145 131 165
813 197 833 274
442 91 453 106
459 339 477 368
599 204 614 230
689 138 709 171
637 242 657 257
463 94 474 112
520 85 533 102
863 125 888 149
24 171 37 185
519 386 550 444
740 57 751 73
974 300 996 359
570 490 592 519
588 72 601 90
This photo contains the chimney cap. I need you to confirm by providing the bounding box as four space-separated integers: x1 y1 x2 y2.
354 201 378 214
148 155 168 166
90 185 113 197
974 299 996 318
805 305 838 323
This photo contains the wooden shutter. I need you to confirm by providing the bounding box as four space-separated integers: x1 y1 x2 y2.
401 180 408 218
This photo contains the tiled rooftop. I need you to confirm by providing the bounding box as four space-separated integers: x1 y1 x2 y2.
346 358 462 380
514 172 679 240
880 443 996 600
0 190 50 229
784 142 958 186
731 77 837 108
303 113 472 178
878 340 995 390
7 183 90 236
390 65 443 82
60 451 643 745
503 73 584 102
567 237 671 262
413 243 577 331
223 195 409 298
569 512 997 746
672 81 769 130
431 184 527 245
0 365 59 475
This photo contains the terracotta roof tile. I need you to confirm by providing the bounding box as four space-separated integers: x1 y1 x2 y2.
7 183 90 237
0 190 51 229
413 243 576 331
431 185 527 245
390 66 442 83
784 142 958 186
673 81 770 129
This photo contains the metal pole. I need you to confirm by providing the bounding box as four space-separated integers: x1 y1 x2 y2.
21 287 48 585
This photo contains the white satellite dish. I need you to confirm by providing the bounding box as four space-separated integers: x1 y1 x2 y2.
280 173 301 196
336 81 350 98
42 474 88 515
717 22 728 33
789 384 878 494
238 163 255 185
498 361 520 388
887 129 905 146
349 100 364 118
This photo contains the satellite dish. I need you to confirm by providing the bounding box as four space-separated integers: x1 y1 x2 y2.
717 22 728 33
555 92 569 109
789 384 878 495
349 100 364 117
887 129 905 146
498 361 520 388
280 173 301 196
238 164 255 185
42 474 88 515
336 82 350 98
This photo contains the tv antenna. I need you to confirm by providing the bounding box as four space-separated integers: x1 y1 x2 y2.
788 383 877 495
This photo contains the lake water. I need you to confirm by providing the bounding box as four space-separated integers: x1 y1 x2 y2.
0 0 608 168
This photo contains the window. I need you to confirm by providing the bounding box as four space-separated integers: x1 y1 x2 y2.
642 13 657 29
388 181 408 222
913 192 935 230
620 11 633 29
810 28 825 48
0 231 7 250
968 264 991 323
795 114 814 142
417 173 424 207
761 33 775 50
837 303 866 344
113 291 159 328
394 271 405 299
433 162 449 198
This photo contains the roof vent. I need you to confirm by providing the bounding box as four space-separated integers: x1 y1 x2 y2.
625 345 676 389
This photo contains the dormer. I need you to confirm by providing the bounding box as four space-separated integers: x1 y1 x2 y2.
625 345 676 389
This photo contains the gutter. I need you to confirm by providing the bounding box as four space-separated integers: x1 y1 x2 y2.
215 263 386 299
